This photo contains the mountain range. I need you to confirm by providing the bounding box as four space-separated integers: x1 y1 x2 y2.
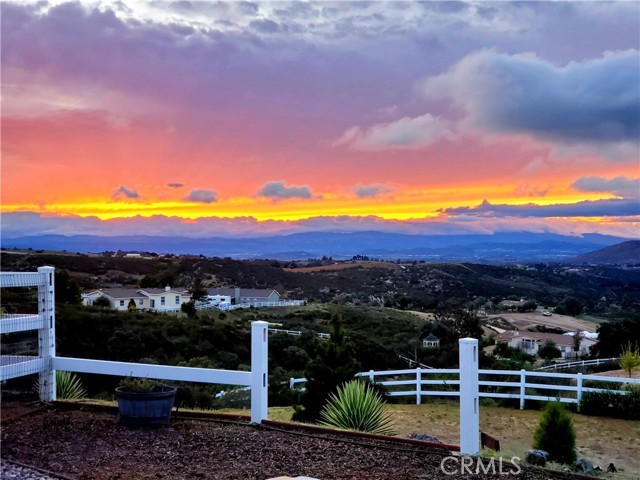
1 231 633 263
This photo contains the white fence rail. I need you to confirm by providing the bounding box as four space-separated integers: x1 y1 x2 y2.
291 366 640 409
221 300 305 311
536 357 618 371
268 328 330 340
1 268 270 423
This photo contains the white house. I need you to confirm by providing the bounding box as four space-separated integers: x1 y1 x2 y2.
82 288 147 311
138 286 191 312
496 330 596 359
82 286 190 312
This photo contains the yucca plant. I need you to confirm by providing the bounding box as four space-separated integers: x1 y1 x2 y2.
35 370 87 400
320 380 395 435
55 370 87 399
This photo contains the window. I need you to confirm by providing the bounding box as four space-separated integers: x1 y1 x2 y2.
119 300 125 307
150 299 155 308
139 299 144 306
161 296 165 306
175 295 180 305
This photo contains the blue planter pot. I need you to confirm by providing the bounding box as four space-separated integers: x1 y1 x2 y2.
115 386 177 427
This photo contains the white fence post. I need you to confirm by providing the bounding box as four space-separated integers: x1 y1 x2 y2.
519 369 526 410
416 367 421 405
37 266 56 402
576 372 583 409
251 321 268 423
369 369 375 384
459 338 479 455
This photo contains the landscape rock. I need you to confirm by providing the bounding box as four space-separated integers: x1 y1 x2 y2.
409 433 442 443
525 450 548 467
573 459 594 473
607 462 617 473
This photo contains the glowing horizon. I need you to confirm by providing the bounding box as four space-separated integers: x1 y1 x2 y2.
1 1 639 239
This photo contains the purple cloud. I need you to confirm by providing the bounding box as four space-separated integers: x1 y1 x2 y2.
186 189 218 204
352 184 392 198
572 176 639 199
442 199 640 218
113 185 139 199
258 181 312 200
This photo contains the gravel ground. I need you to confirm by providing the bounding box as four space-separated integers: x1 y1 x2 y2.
1 460 62 480
1 406 583 480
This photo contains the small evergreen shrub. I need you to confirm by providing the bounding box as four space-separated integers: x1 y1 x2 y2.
533 402 576 464
320 380 395 435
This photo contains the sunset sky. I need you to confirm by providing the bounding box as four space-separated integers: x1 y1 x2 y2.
2 1 639 238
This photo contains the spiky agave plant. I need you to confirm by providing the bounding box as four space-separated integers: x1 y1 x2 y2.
320 380 395 435
35 371 87 400
56 371 87 399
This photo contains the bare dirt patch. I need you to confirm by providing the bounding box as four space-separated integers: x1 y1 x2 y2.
263 402 639 479
487 312 597 333
594 368 640 380
0 405 564 480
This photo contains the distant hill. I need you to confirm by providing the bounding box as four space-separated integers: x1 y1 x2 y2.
572 240 640 265
1 231 629 263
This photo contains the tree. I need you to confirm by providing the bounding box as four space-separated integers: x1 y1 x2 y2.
189 278 208 302
181 300 198 319
293 314 360 422
127 299 137 311
555 297 582 317
538 340 561 360
619 343 640 377
448 309 483 339
592 318 640 358
93 296 111 308
533 402 576 464
55 271 81 304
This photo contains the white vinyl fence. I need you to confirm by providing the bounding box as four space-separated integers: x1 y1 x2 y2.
0 267 269 423
218 300 305 311
291 365 640 409
536 357 618 371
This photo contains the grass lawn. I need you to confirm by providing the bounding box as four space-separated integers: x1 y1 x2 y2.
230 401 639 478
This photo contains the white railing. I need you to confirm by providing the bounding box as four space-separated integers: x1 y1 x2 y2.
221 300 305 311
290 367 640 408
536 357 618 371
268 328 330 340
0 268 270 423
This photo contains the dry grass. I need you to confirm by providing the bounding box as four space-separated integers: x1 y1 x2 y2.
254 402 640 478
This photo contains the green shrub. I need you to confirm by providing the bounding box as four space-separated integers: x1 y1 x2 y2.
533 402 576 464
320 380 395 435
118 377 168 393
579 384 640 420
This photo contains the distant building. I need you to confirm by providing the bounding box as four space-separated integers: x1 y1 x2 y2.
206 287 281 305
82 286 190 312
422 333 440 349
496 330 596 359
